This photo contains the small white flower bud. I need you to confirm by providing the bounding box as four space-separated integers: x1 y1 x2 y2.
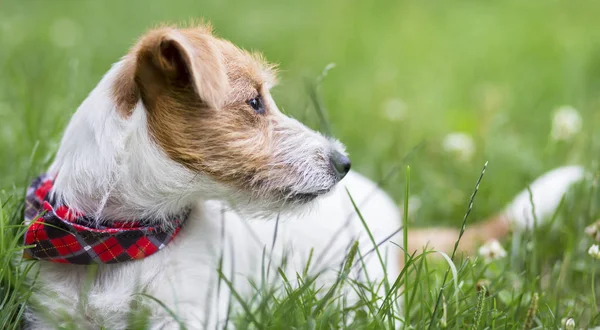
442 132 475 162
551 106 582 141
564 317 575 330
588 244 600 259
478 239 507 263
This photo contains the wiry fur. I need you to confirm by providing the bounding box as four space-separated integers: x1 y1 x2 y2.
31 25 400 329
26 24 586 329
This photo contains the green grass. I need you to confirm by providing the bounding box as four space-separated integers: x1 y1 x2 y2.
1 0 600 328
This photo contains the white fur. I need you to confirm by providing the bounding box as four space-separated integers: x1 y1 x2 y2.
26 58 585 329
50 61 208 223
27 61 402 329
504 165 586 229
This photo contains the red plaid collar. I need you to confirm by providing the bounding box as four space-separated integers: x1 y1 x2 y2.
24 174 188 264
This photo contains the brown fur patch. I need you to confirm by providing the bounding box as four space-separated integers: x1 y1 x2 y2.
113 25 283 193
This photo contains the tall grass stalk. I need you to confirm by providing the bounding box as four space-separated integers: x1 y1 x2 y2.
428 161 489 329
593 262 598 313
403 165 410 328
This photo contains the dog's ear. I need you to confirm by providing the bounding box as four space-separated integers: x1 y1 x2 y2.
114 28 229 115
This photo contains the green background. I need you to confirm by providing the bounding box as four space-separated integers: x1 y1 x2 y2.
1 0 599 226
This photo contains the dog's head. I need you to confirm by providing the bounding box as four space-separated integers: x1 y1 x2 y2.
108 25 350 211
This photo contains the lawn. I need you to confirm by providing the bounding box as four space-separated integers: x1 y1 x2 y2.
1 0 600 328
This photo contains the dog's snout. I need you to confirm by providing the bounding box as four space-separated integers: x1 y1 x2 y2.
330 151 351 180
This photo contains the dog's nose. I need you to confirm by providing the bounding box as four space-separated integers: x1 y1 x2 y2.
330 151 351 180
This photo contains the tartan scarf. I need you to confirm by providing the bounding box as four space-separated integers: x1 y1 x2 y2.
23 174 188 264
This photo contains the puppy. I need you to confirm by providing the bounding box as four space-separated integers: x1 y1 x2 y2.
22 24 585 329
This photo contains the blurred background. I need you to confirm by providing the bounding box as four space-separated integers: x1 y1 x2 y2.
1 0 599 227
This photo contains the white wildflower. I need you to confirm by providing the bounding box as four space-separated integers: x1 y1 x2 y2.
478 239 507 263
50 18 81 48
442 132 475 162
585 220 600 241
551 105 582 141
589 244 600 259
563 317 575 330
381 98 406 121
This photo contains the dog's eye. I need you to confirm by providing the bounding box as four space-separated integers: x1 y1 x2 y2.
247 96 265 114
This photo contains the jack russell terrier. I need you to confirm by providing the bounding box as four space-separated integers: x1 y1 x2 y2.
22 24 585 329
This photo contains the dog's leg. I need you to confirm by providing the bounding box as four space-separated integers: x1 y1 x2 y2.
405 214 510 259
404 165 586 262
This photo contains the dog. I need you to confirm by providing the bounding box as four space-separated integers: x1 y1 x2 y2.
22 24 585 329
